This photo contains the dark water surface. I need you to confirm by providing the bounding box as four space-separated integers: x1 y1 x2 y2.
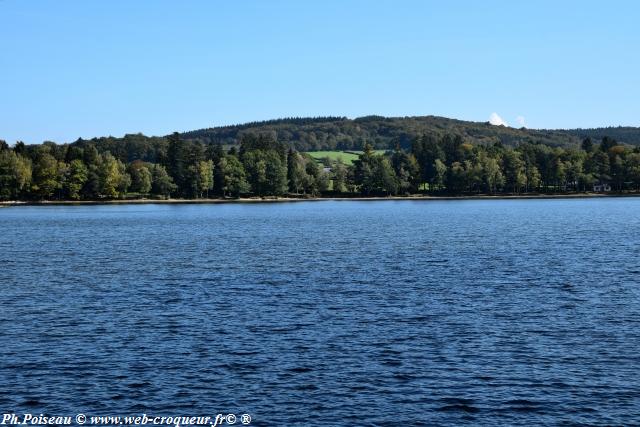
2 199 640 425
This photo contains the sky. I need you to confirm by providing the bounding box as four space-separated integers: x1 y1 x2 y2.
1 0 639 143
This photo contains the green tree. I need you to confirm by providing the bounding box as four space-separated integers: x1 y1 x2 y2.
433 159 447 191
243 149 287 196
83 144 99 166
100 153 130 198
581 137 594 153
181 141 206 197
287 150 308 194
412 135 445 191
391 150 420 194
65 145 84 163
151 164 177 197
552 157 566 191
166 132 186 193
502 150 526 193
448 162 466 193
354 149 399 195
479 152 504 193
65 159 88 200
316 169 330 193
0 150 32 200
263 150 288 195
331 159 348 193
32 150 61 199
525 164 541 192
592 150 611 183
564 156 584 192
377 156 399 195
80 144 102 199
196 160 214 198
625 153 640 190
14 141 26 156
600 136 617 153
577 172 596 191
219 155 249 197
303 157 322 195
128 161 152 195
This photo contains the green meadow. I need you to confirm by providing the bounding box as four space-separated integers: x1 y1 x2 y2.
305 150 387 165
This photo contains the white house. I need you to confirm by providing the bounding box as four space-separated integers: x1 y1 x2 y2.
593 183 611 192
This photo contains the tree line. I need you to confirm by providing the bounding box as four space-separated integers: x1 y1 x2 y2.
1 132 639 201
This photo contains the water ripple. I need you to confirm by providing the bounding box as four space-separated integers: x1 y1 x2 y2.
1 199 640 425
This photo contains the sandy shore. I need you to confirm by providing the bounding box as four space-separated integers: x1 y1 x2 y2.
1 192 636 206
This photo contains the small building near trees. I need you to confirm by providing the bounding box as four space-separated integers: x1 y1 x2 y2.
593 183 611 192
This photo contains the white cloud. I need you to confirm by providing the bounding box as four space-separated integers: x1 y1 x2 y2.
489 112 508 126
516 116 526 127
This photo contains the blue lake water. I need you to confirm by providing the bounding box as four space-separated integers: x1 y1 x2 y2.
1 199 640 425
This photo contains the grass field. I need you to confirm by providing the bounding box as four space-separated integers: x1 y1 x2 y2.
306 150 388 165
306 151 360 165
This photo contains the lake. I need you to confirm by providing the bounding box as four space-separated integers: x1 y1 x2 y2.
1 199 640 425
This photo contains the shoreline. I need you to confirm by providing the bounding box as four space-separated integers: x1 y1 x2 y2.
0 192 636 206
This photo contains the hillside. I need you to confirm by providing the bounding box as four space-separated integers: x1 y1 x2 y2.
51 116 640 164
180 115 598 151
558 126 640 146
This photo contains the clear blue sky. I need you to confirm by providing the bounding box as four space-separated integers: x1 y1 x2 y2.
1 0 638 143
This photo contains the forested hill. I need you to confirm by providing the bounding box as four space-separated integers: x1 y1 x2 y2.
7 116 640 163
180 116 640 151
559 126 640 146
181 115 589 151
4 115 640 202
